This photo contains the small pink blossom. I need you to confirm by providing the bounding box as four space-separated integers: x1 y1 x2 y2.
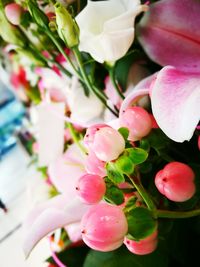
5 3 23 25
81 203 128 251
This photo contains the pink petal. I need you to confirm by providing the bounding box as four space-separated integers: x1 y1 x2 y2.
138 0 200 71
48 144 86 196
23 198 89 258
151 66 200 142
119 73 155 118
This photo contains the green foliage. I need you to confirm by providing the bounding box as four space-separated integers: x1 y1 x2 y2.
118 127 129 141
47 245 89 267
126 207 157 240
115 155 134 175
104 184 124 205
106 162 125 184
125 147 148 164
114 50 142 90
83 245 168 267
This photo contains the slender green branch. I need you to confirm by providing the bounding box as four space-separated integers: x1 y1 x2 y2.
66 122 88 155
109 67 125 100
45 28 78 75
156 209 200 219
73 46 118 117
128 175 156 211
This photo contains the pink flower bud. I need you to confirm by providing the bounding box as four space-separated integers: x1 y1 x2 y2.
83 124 108 150
76 174 106 204
85 150 106 177
5 3 23 26
124 230 158 255
32 142 39 154
92 127 125 162
81 203 128 251
155 162 196 202
120 106 152 141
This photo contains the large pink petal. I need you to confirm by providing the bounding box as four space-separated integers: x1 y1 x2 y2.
138 0 200 71
48 144 86 197
23 194 71 230
119 73 155 118
151 66 200 142
23 198 89 258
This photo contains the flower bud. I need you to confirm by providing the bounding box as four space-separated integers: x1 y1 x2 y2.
5 3 23 25
85 150 106 177
81 203 128 251
124 230 158 255
76 174 106 204
83 124 108 150
92 127 125 162
120 106 152 141
155 162 196 202
0 5 25 46
55 3 79 48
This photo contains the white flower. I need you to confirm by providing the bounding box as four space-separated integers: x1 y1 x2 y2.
67 76 104 125
76 0 147 63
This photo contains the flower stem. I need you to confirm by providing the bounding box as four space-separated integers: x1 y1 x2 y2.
156 209 200 219
66 122 88 155
128 175 156 211
46 28 78 75
72 46 118 117
109 67 125 100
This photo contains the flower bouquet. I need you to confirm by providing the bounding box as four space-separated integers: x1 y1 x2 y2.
0 0 200 266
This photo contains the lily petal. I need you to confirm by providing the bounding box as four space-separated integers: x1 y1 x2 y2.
138 0 200 71
119 73 155 117
151 66 200 142
48 144 86 196
23 197 89 258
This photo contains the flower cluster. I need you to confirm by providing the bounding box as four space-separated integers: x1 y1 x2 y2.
0 0 200 266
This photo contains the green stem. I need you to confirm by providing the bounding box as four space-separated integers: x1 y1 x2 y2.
45 28 78 75
66 122 87 155
156 209 200 219
128 175 156 211
73 46 118 117
109 67 125 100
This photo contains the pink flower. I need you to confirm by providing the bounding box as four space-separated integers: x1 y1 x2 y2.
120 106 152 141
92 126 125 162
155 162 196 202
76 174 106 204
23 144 89 258
120 66 200 143
5 3 23 26
138 0 200 71
124 230 158 255
81 203 128 251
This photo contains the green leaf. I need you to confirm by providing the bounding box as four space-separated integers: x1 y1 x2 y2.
115 155 134 175
140 139 150 152
114 50 141 90
106 162 125 184
47 245 89 267
126 147 148 165
104 185 124 205
139 161 153 174
145 129 170 151
126 207 157 240
118 127 129 141
123 196 137 212
83 245 168 267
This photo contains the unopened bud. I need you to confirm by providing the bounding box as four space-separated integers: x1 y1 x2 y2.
55 3 79 48
5 3 23 26
0 7 25 47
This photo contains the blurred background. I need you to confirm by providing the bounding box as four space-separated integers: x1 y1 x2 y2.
0 78 50 266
